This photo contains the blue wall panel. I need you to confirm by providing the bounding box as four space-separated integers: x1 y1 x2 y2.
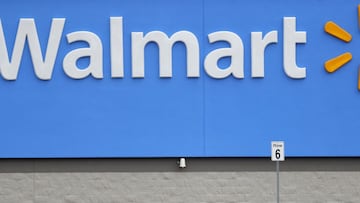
0 0 359 157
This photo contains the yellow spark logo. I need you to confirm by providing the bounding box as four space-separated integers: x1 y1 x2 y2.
324 5 360 91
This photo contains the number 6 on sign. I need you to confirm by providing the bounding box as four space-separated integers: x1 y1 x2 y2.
271 141 285 161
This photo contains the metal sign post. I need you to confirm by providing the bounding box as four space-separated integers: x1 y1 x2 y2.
271 141 285 203
276 161 280 203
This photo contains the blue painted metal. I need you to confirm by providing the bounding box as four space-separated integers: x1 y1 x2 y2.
0 0 359 157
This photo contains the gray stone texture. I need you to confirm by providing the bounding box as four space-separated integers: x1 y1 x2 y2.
0 159 359 203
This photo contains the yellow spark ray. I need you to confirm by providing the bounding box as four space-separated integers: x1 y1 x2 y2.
358 5 360 29
358 67 360 91
325 52 352 73
325 21 352 42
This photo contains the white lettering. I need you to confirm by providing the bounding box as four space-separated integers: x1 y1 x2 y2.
251 31 278 78
0 18 64 80
110 17 124 78
131 31 199 78
283 17 307 79
0 16 308 81
204 31 244 79
63 31 103 79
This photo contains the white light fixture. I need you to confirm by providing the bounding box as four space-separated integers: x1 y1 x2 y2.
178 158 186 168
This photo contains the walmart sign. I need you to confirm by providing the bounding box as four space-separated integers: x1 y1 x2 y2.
0 17 306 80
0 0 359 157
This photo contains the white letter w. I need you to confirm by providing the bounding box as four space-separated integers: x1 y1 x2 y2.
0 18 65 80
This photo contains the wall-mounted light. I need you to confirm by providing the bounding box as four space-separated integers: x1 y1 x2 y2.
178 158 186 168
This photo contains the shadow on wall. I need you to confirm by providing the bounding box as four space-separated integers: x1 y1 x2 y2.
0 158 360 173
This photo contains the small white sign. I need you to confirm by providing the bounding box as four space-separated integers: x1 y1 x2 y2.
271 141 285 161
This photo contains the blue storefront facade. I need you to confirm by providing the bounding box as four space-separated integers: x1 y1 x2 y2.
0 0 359 157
